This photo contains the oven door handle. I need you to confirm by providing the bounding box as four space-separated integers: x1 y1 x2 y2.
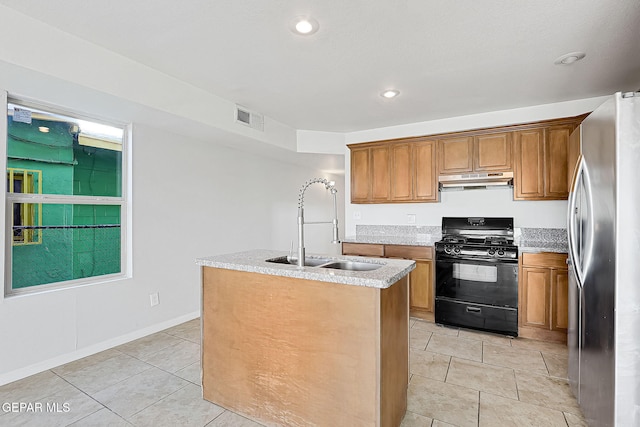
436 255 518 264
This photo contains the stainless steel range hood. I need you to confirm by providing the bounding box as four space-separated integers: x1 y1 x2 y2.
439 171 513 191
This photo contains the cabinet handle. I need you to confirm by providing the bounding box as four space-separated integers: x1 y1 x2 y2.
466 306 481 313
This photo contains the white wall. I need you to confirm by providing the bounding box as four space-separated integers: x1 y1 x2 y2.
347 189 568 233
0 123 344 385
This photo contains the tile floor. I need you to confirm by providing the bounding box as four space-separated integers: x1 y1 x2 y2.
0 318 586 426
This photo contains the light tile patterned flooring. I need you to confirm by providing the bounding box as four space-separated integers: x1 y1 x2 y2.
0 318 586 426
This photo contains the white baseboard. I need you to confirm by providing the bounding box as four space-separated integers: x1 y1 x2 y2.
0 310 200 386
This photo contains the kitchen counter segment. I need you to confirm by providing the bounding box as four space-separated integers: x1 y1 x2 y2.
195 249 415 289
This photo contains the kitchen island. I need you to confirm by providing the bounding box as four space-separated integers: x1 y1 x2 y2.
196 249 415 427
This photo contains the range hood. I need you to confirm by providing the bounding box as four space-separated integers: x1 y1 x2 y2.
439 171 513 191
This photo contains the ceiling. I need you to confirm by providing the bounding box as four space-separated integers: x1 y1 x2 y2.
1 0 639 133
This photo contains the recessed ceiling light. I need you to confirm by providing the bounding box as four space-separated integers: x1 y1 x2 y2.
38 126 49 133
554 52 586 65
291 16 319 35
381 89 400 99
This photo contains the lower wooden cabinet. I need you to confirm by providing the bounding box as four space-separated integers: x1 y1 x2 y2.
342 243 434 319
409 260 433 313
519 252 569 342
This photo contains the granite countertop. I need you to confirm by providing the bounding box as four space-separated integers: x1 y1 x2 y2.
195 249 415 289
342 225 569 254
342 234 441 247
516 228 568 253
516 239 568 254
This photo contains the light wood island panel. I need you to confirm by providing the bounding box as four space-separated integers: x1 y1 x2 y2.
202 267 409 427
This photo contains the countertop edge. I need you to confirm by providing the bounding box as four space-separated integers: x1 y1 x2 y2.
196 250 415 289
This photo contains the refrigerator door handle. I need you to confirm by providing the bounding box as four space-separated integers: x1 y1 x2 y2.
568 156 585 286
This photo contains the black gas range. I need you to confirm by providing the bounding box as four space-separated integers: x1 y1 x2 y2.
434 217 519 336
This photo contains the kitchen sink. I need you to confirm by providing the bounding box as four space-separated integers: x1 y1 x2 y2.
319 261 383 271
265 256 334 267
265 256 383 271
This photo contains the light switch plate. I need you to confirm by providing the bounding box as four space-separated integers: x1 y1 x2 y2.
353 211 362 220
407 214 416 224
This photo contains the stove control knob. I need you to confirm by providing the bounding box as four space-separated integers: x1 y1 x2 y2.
497 249 505 257
488 248 496 256
454 246 461 254
444 245 452 254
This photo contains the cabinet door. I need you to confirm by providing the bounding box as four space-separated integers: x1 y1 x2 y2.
474 132 512 172
390 143 412 201
413 140 437 201
520 266 550 329
514 129 545 200
545 126 571 199
551 269 569 331
371 146 391 202
409 260 433 312
438 137 473 174
568 126 581 191
350 147 371 203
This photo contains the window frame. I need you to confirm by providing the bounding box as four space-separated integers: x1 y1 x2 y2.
3 94 132 297
7 168 43 245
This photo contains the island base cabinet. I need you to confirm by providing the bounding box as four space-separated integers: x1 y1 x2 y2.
201 267 409 427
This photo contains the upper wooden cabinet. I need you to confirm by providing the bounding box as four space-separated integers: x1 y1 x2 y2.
371 145 391 202
350 139 437 204
412 141 437 201
350 146 371 203
439 132 512 175
349 113 587 204
545 126 572 199
568 126 581 190
474 132 512 171
350 145 391 203
514 123 577 200
514 129 545 199
438 137 473 174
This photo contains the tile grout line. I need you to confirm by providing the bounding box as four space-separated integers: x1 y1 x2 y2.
125 381 192 422
49 369 108 424
477 390 482 427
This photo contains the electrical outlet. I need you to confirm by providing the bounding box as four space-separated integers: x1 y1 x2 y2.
150 292 159 307
407 214 416 224
353 211 362 220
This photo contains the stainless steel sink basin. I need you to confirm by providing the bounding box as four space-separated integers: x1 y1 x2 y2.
319 261 383 271
265 256 383 271
265 256 334 267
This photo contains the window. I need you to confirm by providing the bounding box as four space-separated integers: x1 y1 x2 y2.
5 100 129 295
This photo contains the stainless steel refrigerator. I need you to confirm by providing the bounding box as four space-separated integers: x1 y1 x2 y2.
567 91 640 427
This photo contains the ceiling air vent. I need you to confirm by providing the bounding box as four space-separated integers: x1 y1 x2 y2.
235 105 264 131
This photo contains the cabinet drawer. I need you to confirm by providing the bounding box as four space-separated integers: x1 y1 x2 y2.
342 243 384 257
521 252 568 269
384 245 433 260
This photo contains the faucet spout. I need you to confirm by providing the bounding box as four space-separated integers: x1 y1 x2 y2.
296 178 340 267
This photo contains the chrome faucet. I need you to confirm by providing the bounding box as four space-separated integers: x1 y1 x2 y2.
294 178 340 267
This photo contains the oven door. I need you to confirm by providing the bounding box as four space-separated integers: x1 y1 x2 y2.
435 254 518 336
435 254 518 308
